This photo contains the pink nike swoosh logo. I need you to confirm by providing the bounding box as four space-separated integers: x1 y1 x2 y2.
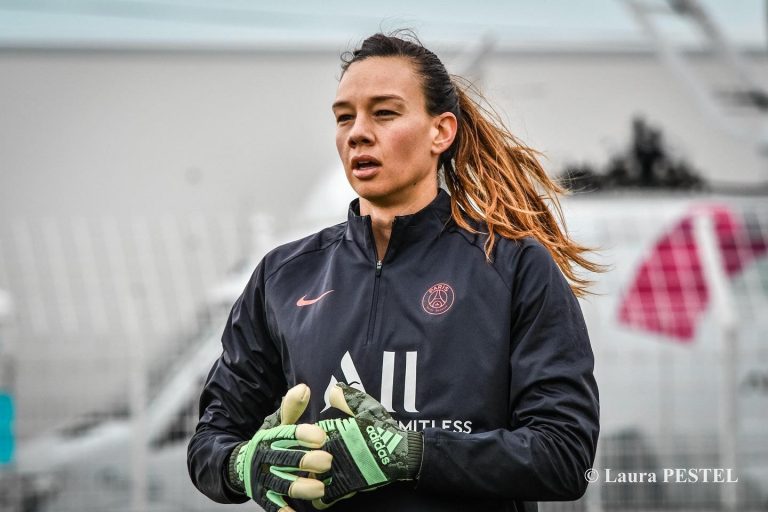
296 290 334 307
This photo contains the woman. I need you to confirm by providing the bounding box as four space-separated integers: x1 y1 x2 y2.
188 32 600 512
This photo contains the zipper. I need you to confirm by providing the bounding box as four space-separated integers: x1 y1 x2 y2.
365 259 383 345
365 217 395 345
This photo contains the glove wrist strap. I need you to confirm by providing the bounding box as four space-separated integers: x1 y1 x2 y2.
405 431 424 480
226 441 248 493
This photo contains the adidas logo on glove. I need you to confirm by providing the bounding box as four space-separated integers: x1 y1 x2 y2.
366 425 403 466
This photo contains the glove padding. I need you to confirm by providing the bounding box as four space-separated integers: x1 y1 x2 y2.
231 384 332 512
313 383 423 508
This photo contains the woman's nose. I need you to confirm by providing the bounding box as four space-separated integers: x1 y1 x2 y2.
348 116 373 147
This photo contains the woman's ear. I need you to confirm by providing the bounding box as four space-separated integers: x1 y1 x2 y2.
431 112 458 156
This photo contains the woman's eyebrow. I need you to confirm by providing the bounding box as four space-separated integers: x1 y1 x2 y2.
332 94 405 110
370 94 405 104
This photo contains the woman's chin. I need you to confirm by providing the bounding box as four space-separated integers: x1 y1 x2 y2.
350 181 392 201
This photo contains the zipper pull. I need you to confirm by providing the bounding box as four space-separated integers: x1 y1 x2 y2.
375 260 382 276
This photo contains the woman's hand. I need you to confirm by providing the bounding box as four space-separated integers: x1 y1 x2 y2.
229 384 333 512
312 383 423 509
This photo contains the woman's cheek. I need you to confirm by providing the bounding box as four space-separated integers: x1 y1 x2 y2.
335 133 346 159
390 125 426 164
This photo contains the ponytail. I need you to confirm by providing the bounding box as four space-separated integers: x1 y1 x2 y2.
443 80 603 297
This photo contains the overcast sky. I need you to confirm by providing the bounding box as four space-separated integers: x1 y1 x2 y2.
0 0 765 51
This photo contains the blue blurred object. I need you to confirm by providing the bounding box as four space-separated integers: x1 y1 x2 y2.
0 392 13 464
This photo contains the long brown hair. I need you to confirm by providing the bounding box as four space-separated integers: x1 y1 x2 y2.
342 32 604 296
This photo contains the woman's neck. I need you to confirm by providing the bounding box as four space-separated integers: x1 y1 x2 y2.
359 187 438 261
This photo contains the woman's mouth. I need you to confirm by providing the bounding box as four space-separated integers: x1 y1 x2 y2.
351 156 382 178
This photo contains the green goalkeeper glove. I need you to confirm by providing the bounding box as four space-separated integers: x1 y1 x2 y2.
312 383 423 508
227 384 332 512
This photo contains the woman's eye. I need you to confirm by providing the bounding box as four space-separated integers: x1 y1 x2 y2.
375 110 396 117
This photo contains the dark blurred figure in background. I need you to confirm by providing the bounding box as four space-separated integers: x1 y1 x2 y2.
560 115 706 193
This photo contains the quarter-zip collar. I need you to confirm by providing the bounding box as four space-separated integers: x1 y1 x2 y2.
345 188 454 262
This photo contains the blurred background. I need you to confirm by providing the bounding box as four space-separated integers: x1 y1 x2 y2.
0 1 767 511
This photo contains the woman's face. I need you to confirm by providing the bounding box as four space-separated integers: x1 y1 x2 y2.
333 56 454 210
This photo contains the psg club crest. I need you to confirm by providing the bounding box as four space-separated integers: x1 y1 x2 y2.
421 282 455 315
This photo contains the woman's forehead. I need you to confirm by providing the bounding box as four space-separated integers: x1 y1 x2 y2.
334 56 423 106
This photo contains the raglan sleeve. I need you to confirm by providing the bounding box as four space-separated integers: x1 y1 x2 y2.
187 259 287 504
416 240 600 501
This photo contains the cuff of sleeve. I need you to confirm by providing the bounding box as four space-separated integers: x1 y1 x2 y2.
413 428 441 491
406 431 424 480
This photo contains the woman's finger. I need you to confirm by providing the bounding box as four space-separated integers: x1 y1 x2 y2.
295 423 327 448
299 450 332 473
288 476 326 500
